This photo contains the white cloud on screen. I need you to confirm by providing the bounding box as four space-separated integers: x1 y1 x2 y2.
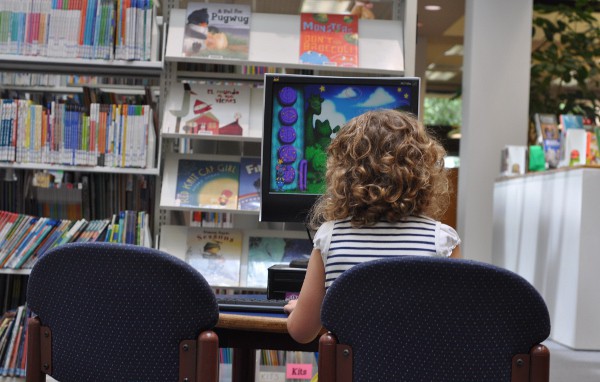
314 100 346 135
357 87 395 107
335 87 359 99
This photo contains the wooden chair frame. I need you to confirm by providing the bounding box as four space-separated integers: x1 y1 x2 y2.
26 316 220 382
317 332 550 382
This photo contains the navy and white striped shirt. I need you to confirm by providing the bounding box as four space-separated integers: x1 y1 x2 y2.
313 216 460 290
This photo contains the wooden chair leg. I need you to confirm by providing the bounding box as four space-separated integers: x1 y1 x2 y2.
197 330 219 382
26 317 45 382
530 344 550 382
318 332 338 382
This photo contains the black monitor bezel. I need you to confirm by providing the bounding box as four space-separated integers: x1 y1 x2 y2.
260 73 421 223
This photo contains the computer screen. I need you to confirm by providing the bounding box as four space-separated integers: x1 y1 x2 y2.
260 73 421 223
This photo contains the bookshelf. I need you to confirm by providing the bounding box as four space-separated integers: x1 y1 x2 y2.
157 0 416 377
158 0 417 277
0 0 167 381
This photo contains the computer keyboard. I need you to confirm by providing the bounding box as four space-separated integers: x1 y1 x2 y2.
216 295 289 314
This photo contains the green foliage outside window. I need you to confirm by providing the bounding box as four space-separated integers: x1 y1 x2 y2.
423 96 462 127
530 0 600 119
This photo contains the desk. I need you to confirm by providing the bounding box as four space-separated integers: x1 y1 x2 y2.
215 312 320 382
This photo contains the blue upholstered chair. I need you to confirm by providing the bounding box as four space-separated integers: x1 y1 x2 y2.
318 256 551 382
26 242 220 382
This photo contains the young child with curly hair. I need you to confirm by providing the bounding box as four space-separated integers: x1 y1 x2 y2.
284 109 461 344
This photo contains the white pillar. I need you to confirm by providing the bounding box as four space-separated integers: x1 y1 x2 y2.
458 0 533 263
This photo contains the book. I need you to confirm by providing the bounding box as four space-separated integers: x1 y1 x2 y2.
237 156 261 211
560 128 587 167
299 13 359 67
186 227 242 287
500 145 527 176
182 2 251 60
533 113 561 169
244 231 313 288
175 158 240 209
175 82 251 136
560 114 584 130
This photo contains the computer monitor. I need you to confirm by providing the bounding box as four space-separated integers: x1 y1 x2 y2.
260 73 421 223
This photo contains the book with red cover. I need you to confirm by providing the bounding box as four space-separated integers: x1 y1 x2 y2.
299 13 359 68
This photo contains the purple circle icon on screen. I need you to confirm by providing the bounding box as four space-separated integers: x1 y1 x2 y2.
278 87 297 106
278 126 297 144
278 145 297 164
279 107 298 125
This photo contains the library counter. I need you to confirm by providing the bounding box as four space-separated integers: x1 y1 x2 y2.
493 166 600 350
215 312 321 382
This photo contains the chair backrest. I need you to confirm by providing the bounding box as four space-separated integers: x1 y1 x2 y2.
26 242 220 382
320 256 551 382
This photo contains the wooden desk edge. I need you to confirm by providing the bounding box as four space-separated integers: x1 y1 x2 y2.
217 313 289 333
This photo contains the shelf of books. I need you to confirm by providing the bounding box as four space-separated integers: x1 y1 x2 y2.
0 0 165 76
161 80 264 141
165 7 405 75
0 209 153 273
0 96 160 174
159 153 261 214
159 225 312 290
0 55 164 77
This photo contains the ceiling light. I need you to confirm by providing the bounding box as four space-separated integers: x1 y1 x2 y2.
444 44 464 56
426 71 456 81
301 0 352 13
425 5 442 11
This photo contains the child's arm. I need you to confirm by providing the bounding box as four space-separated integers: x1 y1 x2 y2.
284 247 326 344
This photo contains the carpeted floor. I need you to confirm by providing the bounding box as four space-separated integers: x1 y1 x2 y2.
545 339 600 382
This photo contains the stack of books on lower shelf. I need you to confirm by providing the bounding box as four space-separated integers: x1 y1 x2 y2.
0 209 152 270
0 305 29 378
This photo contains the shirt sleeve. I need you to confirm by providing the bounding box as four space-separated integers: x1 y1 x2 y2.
313 221 334 265
435 222 461 257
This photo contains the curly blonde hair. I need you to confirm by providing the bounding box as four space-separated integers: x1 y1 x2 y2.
307 109 450 229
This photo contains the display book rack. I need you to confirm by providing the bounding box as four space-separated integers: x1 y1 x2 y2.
157 0 416 379
157 0 415 282
0 6 166 379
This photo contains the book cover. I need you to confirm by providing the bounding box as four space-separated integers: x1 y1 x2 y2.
244 232 313 288
500 145 527 176
175 158 240 209
186 227 242 287
560 114 584 129
534 113 561 169
560 128 587 167
176 82 251 136
299 13 359 67
238 156 261 211
182 2 251 60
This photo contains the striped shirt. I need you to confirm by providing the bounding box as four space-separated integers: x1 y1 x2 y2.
313 216 460 290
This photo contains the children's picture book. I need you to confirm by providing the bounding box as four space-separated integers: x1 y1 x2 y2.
182 2 251 60
172 82 252 136
175 158 240 209
533 113 561 169
238 157 261 211
186 227 242 287
560 128 587 167
559 114 584 130
299 13 359 67
244 231 313 288
500 145 527 176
